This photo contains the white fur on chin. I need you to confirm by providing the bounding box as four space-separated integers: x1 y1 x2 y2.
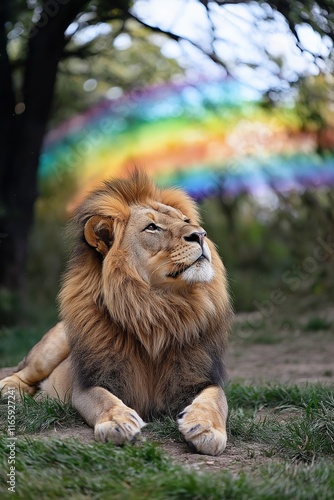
182 260 215 283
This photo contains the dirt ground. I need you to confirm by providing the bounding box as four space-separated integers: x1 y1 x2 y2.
1 324 333 474
227 331 334 385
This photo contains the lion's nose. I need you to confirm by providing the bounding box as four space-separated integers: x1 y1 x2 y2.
184 231 207 246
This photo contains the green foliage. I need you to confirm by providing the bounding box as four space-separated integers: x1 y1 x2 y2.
1 438 334 499
0 394 82 434
53 19 184 125
294 75 334 143
5 3 184 127
0 289 20 326
303 317 332 331
0 326 47 368
201 187 334 311
6 0 334 129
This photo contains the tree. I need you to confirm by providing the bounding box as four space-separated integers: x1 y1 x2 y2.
0 0 90 294
294 74 334 151
0 0 333 304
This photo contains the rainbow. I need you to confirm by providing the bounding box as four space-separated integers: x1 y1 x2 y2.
40 78 334 202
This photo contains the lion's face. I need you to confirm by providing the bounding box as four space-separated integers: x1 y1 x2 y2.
83 200 214 288
121 203 214 286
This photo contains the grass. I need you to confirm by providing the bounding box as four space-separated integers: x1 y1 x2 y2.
1 432 334 499
146 416 181 441
149 383 334 487
226 382 333 410
0 393 82 434
227 383 334 462
136 384 334 465
0 383 333 499
303 317 332 332
1 437 216 499
276 396 334 461
227 399 334 462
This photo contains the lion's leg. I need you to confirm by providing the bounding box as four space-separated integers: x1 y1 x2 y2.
0 322 70 396
72 383 146 445
177 385 228 456
39 357 72 402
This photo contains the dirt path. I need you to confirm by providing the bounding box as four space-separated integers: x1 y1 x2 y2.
227 331 334 385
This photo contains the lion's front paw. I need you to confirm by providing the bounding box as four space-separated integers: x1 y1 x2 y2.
177 403 227 456
94 406 146 445
0 374 37 397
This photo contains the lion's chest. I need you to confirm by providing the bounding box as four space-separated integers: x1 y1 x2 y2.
99 344 213 420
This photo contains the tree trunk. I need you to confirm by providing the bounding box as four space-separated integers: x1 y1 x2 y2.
0 0 88 297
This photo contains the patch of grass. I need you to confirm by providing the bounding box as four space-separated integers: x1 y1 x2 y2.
0 383 333 497
229 402 334 462
227 407 269 441
145 416 180 441
276 396 334 462
227 407 249 439
227 382 333 411
0 437 245 499
253 461 334 500
0 394 82 434
227 385 334 462
303 317 332 331
1 437 334 499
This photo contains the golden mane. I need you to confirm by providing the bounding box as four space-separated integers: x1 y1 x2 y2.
74 170 200 228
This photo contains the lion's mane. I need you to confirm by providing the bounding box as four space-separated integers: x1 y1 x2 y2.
59 172 233 419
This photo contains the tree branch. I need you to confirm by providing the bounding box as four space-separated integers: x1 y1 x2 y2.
128 12 230 71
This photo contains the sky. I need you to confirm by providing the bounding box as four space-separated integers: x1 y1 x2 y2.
130 0 332 91
62 0 334 99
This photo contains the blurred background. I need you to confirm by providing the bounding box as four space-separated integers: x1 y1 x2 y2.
0 0 333 363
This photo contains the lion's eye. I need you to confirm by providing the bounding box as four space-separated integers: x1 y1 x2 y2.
144 223 161 232
184 219 191 224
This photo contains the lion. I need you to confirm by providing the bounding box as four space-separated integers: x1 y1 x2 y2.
0 171 233 456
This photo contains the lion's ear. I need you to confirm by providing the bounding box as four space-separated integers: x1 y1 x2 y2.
84 215 114 256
